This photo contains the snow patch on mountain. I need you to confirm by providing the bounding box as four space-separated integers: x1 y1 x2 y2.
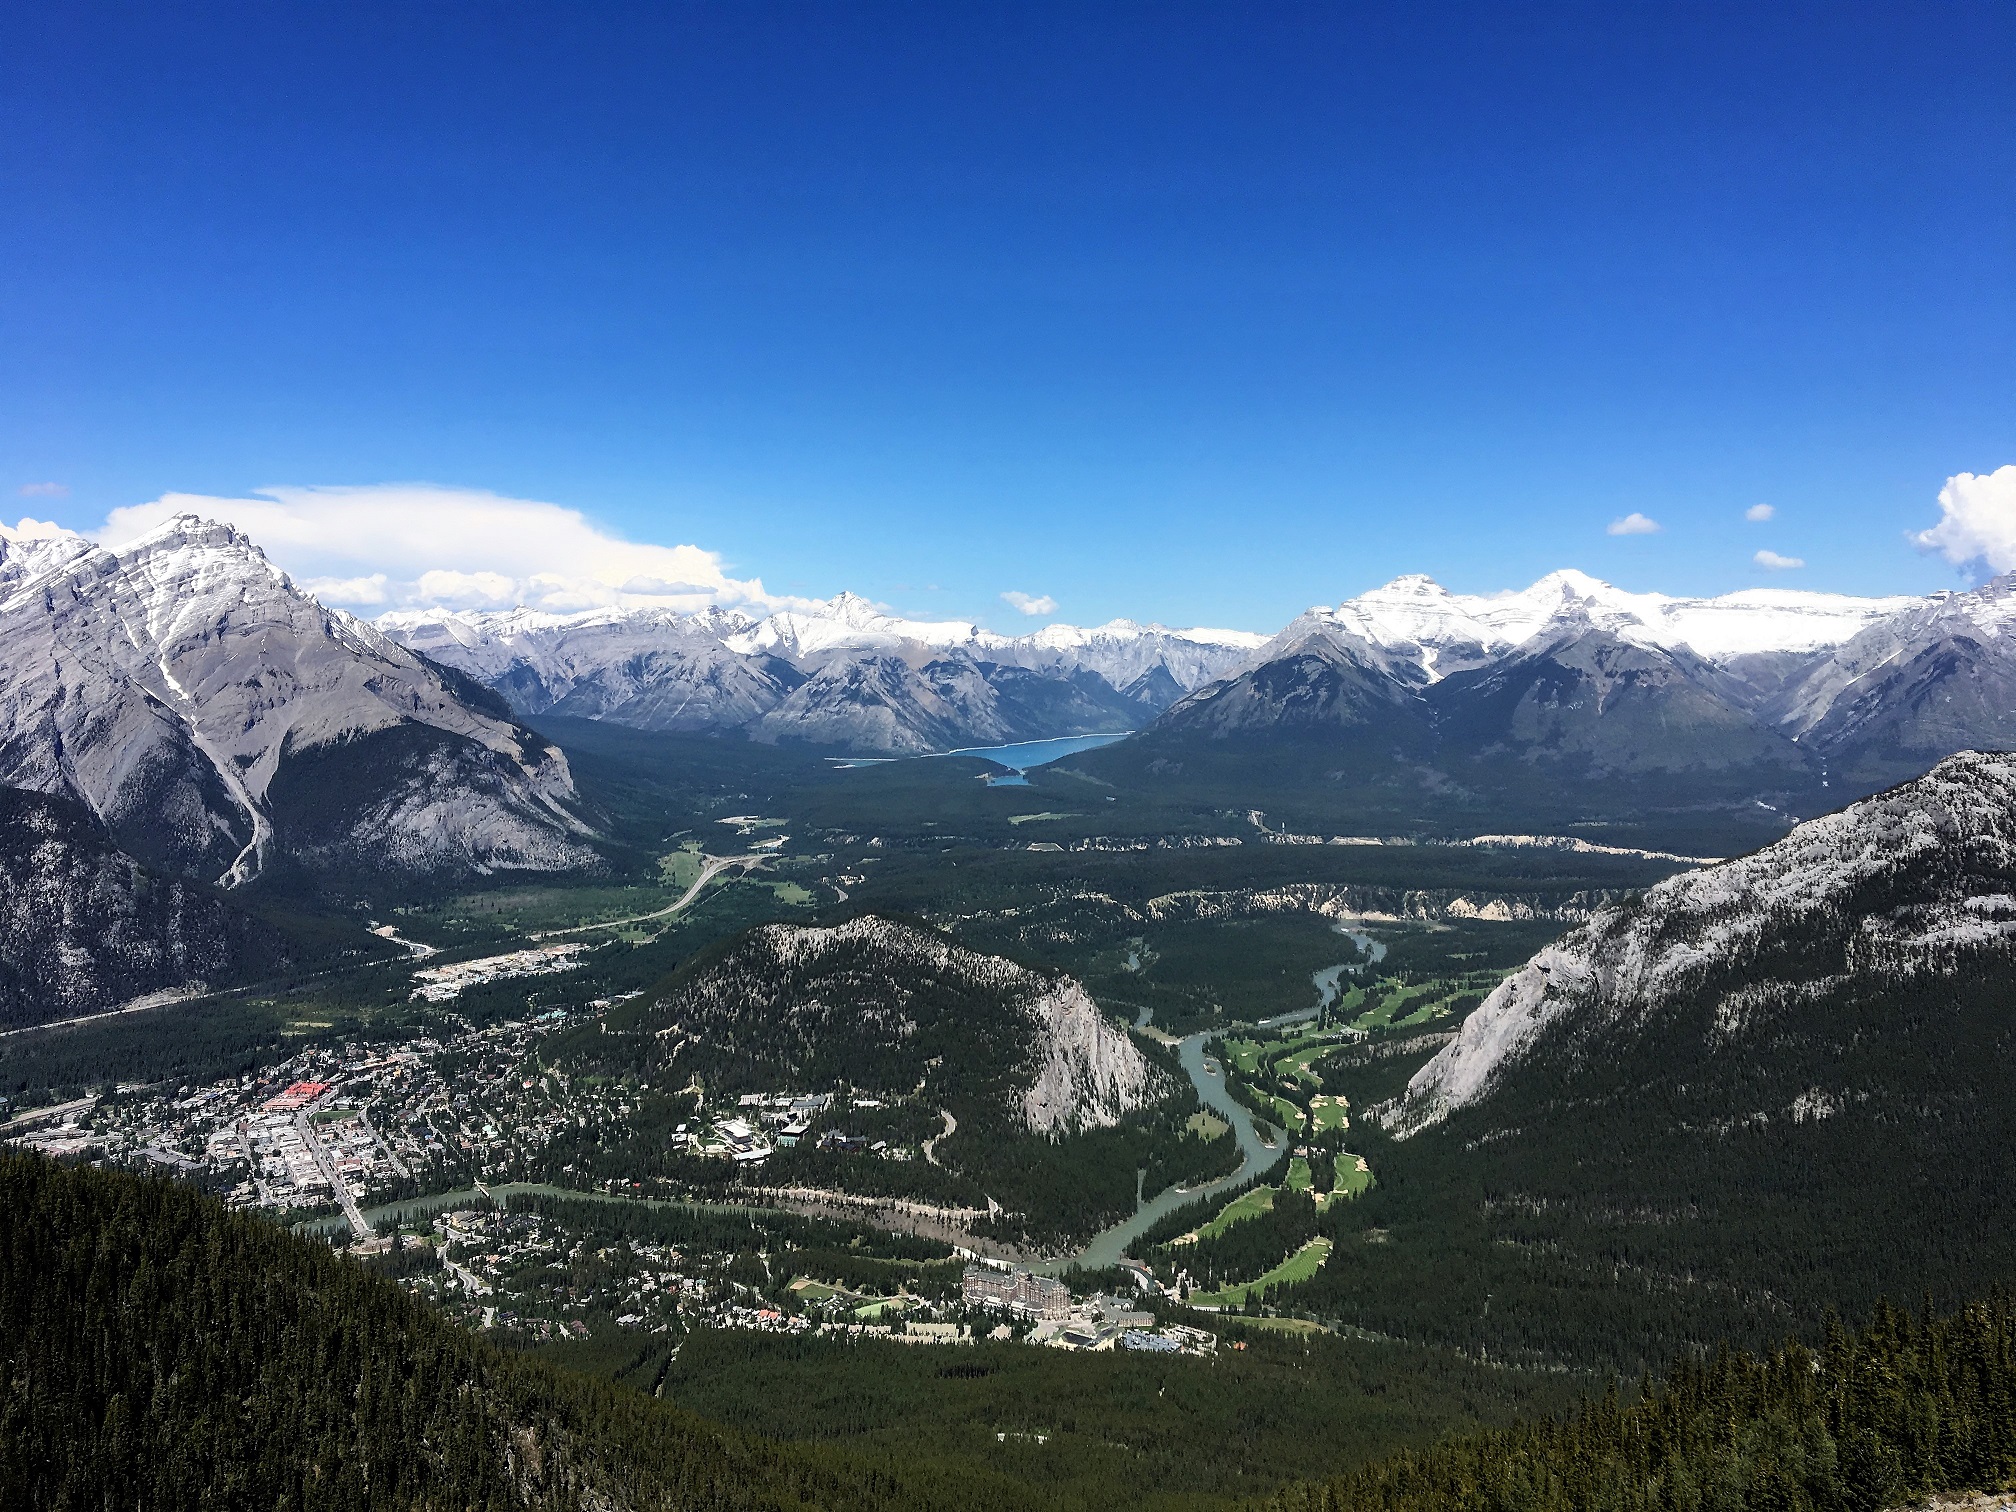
1322 571 1915 680
0 516 597 884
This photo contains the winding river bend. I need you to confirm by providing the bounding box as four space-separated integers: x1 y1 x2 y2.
1066 1025 1289 1270
1065 930 1383 1270
334 932 1383 1267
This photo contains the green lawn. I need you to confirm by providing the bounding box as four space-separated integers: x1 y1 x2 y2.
1332 1152 1373 1198
1224 1038 1267 1075
1186 1110 1231 1141
1269 1094 1305 1132
1272 1044 1334 1087
1191 1237 1334 1308
1194 1185 1276 1240
1309 1095 1350 1132
656 844 707 888
1284 1157 1313 1192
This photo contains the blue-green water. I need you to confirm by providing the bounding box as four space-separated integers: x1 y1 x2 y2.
1065 1027 1287 1270
932 731 1130 771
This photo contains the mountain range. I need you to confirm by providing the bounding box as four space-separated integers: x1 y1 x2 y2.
2 511 2011 908
380 595 1262 755
381 568 2016 808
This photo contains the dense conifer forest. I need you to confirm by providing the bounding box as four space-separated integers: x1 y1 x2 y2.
0 1153 1020 1511
1257 1296 2016 1512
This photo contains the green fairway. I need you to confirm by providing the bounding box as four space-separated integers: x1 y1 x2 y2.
1224 1038 1267 1074
1333 1152 1373 1197
1273 1043 1334 1086
1194 1184 1276 1239
1186 1110 1231 1140
1269 1094 1305 1131
1309 1094 1350 1131
1285 1156 1313 1191
1191 1237 1334 1307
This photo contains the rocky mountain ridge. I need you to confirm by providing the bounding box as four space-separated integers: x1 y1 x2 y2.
381 567 2015 770
0 786 290 1029
0 516 600 886
1383 748 2016 1132
382 596 1262 755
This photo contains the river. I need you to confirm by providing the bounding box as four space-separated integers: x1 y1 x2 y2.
1065 1026 1290 1270
1063 926 1385 1269
330 929 1380 1269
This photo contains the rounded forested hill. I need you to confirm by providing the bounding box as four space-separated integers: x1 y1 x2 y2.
606 914 1165 1134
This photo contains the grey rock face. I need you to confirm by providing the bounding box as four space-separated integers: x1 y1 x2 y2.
1386 749 2016 1132
0 518 598 886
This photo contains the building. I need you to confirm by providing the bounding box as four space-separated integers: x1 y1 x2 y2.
961 1264 1070 1322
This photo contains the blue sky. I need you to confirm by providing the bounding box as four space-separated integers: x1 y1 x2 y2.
4 3 2012 631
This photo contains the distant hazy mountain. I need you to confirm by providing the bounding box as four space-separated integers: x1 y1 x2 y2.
0 517 599 886
382 597 1263 754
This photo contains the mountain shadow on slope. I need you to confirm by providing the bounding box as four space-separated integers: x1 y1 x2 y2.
0 786 296 1029
1268 752 2016 1373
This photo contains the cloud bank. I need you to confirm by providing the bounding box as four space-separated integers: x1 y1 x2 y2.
1607 512 1661 536
1912 465 2016 575
1000 590 1057 616
98 484 784 613
1 517 73 542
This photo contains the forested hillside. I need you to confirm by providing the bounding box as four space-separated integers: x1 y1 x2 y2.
1258 1296 2016 1512
0 1153 1018 1512
1242 753 2016 1372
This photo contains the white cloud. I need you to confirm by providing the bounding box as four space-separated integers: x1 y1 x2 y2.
0 516 74 542
96 483 785 613
1745 503 1775 522
1606 512 1661 536
17 482 67 498
1753 549 1805 571
1911 465 2016 575
1001 590 1057 616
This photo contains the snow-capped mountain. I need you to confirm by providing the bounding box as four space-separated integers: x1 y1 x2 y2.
1320 570 1917 680
1111 569 2016 828
380 567 2013 780
1384 749 2016 1132
0 517 599 886
381 596 1261 754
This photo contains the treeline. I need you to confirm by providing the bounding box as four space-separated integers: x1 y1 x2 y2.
0 1152 1027 1511
505 1190 954 1262
1157 1189 1320 1294
1258 1295 2016 1512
